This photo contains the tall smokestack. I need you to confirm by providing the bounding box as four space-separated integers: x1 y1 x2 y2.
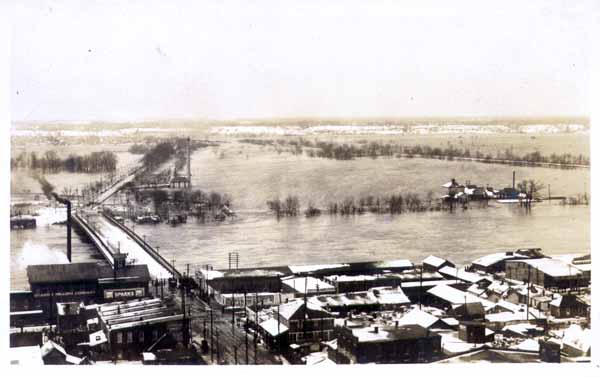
187 137 192 190
512 171 515 189
52 193 72 262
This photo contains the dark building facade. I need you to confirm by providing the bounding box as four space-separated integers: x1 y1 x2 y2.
25 262 151 322
335 324 442 364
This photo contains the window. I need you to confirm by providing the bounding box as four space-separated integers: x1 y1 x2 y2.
139 331 145 343
152 330 159 340
127 331 133 343
116 332 123 344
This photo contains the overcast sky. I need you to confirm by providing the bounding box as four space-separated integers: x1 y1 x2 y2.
10 0 596 122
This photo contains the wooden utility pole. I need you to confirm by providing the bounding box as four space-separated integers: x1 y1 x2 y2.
527 264 531 321
254 290 258 364
210 308 214 362
244 291 249 364
419 265 423 309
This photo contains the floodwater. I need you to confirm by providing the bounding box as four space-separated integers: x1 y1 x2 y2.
10 140 590 289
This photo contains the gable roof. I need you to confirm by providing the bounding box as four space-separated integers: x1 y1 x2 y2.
396 308 440 329
423 255 448 268
427 285 494 309
453 302 485 317
438 266 489 284
519 258 582 278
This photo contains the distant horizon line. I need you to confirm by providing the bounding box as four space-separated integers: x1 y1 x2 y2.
12 115 591 126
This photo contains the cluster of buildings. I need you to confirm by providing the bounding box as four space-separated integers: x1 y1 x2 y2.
9 246 591 365
441 173 532 203
9 258 197 365
195 249 591 364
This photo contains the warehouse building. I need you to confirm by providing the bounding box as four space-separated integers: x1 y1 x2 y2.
505 259 588 289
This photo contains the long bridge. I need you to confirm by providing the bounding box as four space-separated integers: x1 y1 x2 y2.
70 160 184 280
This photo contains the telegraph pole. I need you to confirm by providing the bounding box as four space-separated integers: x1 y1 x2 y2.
244 291 249 364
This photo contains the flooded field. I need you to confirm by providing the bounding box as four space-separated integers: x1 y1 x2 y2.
10 132 590 290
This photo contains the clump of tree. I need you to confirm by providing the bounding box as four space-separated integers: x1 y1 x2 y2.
128 143 151 154
267 195 300 217
142 142 176 170
140 138 214 172
305 201 322 217
11 150 117 173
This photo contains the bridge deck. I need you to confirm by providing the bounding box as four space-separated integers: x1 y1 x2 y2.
74 211 175 279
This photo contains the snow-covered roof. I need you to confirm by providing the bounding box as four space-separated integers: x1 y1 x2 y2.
278 300 304 320
550 296 562 307
288 264 349 274
9 346 43 366
373 287 411 305
427 285 494 309
281 276 335 293
304 352 336 365
89 330 108 347
485 280 510 295
396 308 440 329
467 284 486 297
259 318 289 336
472 252 527 267
489 300 545 319
562 324 591 353
521 258 582 278
423 255 447 268
439 266 489 284
503 323 540 336
374 259 413 269
441 317 459 327
511 339 539 352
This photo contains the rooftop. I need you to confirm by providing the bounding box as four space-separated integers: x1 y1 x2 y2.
350 324 438 343
518 258 583 278
395 308 440 329
423 255 449 268
259 318 289 337
427 285 494 309
98 298 184 332
27 262 150 285
281 276 335 293
438 266 490 284
472 252 529 267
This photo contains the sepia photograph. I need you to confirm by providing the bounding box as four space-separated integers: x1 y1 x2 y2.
3 0 598 371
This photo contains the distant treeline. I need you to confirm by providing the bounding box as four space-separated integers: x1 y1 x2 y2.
267 191 460 218
11 150 118 173
239 138 589 167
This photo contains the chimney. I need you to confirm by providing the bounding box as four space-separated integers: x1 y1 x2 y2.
395 321 399 328
373 326 379 334
344 319 347 327
52 193 71 262
512 171 516 189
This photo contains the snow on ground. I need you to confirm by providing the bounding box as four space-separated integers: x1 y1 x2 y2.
209 123 588 136
11 128 186 138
